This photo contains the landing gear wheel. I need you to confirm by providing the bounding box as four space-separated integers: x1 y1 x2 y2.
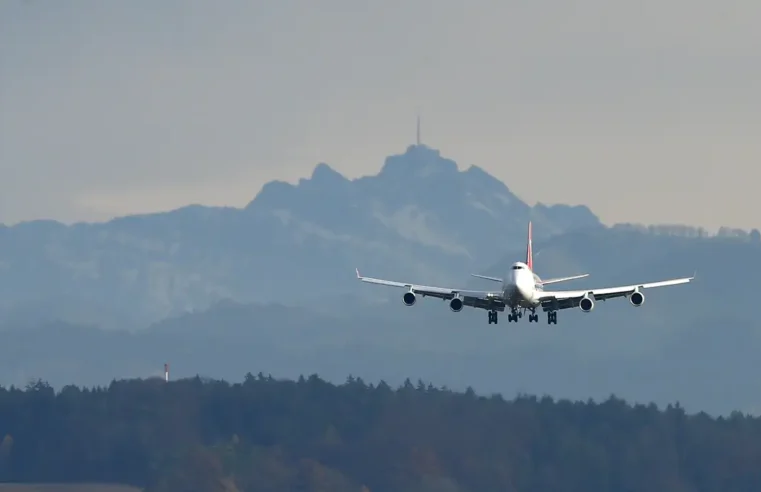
528 314 538 323
488 310 498 324
547 311 558 324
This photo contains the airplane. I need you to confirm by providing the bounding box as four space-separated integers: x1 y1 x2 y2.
355 221 694 325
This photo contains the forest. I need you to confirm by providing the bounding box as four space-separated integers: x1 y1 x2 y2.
0 374 760 492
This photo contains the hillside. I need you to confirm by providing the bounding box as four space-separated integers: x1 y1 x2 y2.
0 144 598 330
1 376 760 492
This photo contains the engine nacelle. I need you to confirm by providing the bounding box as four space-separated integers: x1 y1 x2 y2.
449 297 463 312
630 290 645 307
402 291 417 306
579 295 594 312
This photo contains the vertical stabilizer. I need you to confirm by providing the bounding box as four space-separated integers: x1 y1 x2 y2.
526 221 533 271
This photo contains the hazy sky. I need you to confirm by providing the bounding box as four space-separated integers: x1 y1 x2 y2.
2 1 760 230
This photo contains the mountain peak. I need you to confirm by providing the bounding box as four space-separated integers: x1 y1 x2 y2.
378 144 458 180
309 162 347 184
248 163 348 210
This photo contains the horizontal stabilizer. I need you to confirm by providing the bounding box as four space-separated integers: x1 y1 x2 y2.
540 273 589 285
471 273 504 283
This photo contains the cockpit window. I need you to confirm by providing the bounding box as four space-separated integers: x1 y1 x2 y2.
512 265 522 270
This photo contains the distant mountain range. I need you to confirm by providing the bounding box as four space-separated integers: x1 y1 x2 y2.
0 144 599 329
2 143 761 415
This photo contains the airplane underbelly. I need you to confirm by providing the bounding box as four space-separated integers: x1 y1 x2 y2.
505 284 533 306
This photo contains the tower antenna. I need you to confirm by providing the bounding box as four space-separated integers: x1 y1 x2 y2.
416 114 421 146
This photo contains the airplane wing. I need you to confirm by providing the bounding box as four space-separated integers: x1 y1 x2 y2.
536 275 694 311
356 269 506 311
470 273 503 282
539 273 589 285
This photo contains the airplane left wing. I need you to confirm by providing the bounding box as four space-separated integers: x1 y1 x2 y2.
539 273 589 285
536 275 694 311
356 269 506 311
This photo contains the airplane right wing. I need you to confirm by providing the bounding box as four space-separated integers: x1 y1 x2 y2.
470 273 504 283
356 269 506 311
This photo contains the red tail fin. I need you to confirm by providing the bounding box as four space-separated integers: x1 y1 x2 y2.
526 221 533 270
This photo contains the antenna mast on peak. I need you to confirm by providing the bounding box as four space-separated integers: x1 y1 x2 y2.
417 114 423 146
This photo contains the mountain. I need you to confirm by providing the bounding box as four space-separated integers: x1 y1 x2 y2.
0 144 598 330
3 143 761 415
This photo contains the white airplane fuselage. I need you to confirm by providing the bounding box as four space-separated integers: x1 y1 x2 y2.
500 261 542 309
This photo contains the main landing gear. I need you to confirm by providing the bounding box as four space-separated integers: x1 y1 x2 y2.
489 308 558 324
516 308 540 323
518 308 539 323
508 309 531 323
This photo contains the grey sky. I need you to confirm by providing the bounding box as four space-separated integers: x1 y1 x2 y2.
2 1 760 229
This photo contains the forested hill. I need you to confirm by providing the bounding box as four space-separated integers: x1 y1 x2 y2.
1 376 761 492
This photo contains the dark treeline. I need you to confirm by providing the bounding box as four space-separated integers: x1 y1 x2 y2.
1 375 761 492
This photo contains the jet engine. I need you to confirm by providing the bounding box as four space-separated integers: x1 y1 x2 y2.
449 297 463 312
403 291 416 306
630 290 645 307
579 295 594 312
